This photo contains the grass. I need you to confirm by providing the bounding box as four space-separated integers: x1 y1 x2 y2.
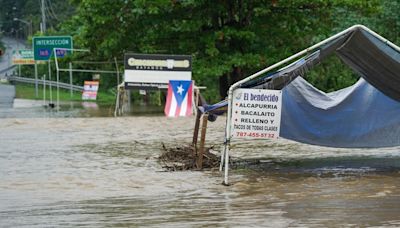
14 83 116 105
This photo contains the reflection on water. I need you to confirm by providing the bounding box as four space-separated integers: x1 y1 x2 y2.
0 99 164 118
0 107 400 226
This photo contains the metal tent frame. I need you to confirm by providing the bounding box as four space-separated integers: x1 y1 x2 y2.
221 24 400 185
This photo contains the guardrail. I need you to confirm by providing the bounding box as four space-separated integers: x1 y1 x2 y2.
0 65 16 75
7 76 83 92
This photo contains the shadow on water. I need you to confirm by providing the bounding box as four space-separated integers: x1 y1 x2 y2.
232 155 400 178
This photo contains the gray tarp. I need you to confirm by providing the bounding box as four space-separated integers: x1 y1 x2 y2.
203 26 400 148
280 77 400 147
264 27 400 147
336 29 400 101
253 27 400 102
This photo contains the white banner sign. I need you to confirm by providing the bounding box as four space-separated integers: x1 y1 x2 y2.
82 81 99 100
124 53 192 88
231 89 282 139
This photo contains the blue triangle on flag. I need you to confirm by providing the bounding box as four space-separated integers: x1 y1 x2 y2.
169 80 192 106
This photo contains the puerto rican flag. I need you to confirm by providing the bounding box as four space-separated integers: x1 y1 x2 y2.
164 80 193 117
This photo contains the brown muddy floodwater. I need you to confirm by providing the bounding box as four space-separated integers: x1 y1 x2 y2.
1 105 400 227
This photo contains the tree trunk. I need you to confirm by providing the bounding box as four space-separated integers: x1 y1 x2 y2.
219 73 229 99
219 67 244 100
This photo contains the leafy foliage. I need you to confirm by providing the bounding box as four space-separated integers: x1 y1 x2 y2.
64 0 392 102
4 0 399 104
0 0 76 38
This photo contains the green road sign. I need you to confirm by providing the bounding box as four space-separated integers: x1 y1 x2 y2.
12 49 35 65
33 36 73 61
17 49 34 58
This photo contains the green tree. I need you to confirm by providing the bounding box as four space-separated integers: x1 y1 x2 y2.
62 0 391 102
0 0 76 38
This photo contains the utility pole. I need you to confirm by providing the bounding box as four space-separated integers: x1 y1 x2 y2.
41 0 46 33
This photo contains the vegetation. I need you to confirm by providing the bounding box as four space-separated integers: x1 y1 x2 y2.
2 0 399 104
0 0 76 38
14 83 116 104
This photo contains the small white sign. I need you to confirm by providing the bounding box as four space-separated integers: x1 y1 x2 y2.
82 81 99 100
231 89 282 139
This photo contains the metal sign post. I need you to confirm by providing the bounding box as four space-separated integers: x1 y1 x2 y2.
48 59 52 106
57 66 60 110
43 74 46 106
69 62 73 98
34 62 38 98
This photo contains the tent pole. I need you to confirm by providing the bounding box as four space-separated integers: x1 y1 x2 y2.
223 142 230 185
219 143 226 171
358 25 400 52
227 25 399 92
228 25 361 91
222 81 234 185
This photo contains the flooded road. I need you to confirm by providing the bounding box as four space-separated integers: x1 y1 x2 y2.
1 111 400 226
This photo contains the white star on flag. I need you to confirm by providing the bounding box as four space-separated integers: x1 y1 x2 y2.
177 84 185 95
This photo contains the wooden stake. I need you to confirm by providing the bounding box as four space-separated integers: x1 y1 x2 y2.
192 111 201 149
197 113 209 169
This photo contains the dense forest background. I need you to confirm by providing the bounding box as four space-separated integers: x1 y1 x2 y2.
1 0 399 103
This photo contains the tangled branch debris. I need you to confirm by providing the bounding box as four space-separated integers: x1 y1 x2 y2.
159 143 220 171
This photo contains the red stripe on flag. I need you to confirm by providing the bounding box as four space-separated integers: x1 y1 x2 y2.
186 82 193 116
164 83 173 116
175 105 181 117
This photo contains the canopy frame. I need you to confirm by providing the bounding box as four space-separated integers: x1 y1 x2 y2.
221 24 400 185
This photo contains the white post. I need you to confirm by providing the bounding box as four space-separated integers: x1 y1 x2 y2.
41 0 46 33
192 81 197 116
43 74 46 106
34 61 38 98
114 57 120 86
224 143 230 185
48 60 52 105
222 76 235 185
219 144 226 171
56 68 59 110
18 65 21 77
69 62 73 98
114 86 120 117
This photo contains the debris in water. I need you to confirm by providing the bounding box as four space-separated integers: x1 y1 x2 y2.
159 143 220 171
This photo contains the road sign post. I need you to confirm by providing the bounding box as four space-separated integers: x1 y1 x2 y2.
69 62 73 98
33 36 73 109
34 62 38 98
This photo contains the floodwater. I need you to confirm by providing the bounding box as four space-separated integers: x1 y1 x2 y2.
1 102 400 227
